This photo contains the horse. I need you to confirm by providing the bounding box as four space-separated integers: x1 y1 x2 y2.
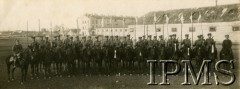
52 46 65 77
220 47 234 70
134 45 145 74
181 46 193 60
42 49 53 79
28 46 41 79
206 42 218 72
65 46 76 77
193 45 206 70
6 48 30 84
166 43 181 71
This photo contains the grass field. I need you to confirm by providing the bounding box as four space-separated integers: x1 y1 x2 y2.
0 37 239 89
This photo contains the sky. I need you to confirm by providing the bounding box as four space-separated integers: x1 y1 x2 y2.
0 0 239 31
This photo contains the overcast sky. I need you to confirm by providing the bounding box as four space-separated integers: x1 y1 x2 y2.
0 0 239 31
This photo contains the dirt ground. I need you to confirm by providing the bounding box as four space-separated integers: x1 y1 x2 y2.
0 37 239 89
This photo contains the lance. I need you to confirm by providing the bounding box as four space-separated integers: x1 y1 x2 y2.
38 19 40 35
27 21 29 45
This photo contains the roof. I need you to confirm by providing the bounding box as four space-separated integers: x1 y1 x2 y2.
137 4 240 24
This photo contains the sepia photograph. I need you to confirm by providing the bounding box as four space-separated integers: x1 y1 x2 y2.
0 0 239 89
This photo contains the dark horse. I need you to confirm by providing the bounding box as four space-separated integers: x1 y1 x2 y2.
6 48 31 84
206 42 218 71
220 46 234 70
193 45 206 69
166 43 181 71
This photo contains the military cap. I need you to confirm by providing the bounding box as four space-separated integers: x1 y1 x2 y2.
105 36 109 38
115 36 118 38
225 34 229 37
159 35 163 38
66 35 70 37
88 36 92 38
54 36 58 38
45 37 49 39
148 35 152 38
95 36 99 38
154 36 157 38
31 36 36 39
82 36 86 39
110 36 113 38
75 36 79 38
172 34 176 36
169 35 172 37
39 36 44 38
207 33 212 36
138 37 142 39
142 35 146 38
197 35 201 38
127 35 130 37
185 34 189 36
70 36 73 39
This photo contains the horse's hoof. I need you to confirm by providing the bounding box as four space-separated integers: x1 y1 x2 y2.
31 77 34 80
68 75 71 77
11 79 15 81
8 80 10 83
20 82 23 85
60 75 62 78
44 77 46 79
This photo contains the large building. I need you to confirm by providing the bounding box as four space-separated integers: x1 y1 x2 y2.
78 4 239 43
78 14 135 36
127 4 240 43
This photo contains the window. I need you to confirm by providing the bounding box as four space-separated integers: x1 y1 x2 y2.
209 27 216 32
106 29 108 32
156 28 161 32
120 29 122 32
171 28 177 32
232 26 240 31
189 27 195 32
115 29 117 32
125 29 127 32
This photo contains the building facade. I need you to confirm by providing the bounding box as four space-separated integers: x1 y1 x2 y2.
78 14 135 36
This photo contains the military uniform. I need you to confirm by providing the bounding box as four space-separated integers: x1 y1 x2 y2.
30 37 39 51
44 37 51 51
205 33 215 50
12 41 23 54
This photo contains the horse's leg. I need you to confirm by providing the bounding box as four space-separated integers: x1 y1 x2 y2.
11 67 16 81
7 63 11 82
30 63 34 79
21 68 24 84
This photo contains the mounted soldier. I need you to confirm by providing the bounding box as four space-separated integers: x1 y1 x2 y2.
158 35 166 60
193 35 206 69
29 36 40 78
113 36 121 73
135 37 144 73
12 40 23 68
153 36 158 60
85 36 93 73
220 35 234 69
103 36 111 74
126 35 133 72
166 35 173 59
93 36 102 73
74 36 82 71
181 34 192 60
147 35 155 60
43 36 51 79
205 33 215 54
